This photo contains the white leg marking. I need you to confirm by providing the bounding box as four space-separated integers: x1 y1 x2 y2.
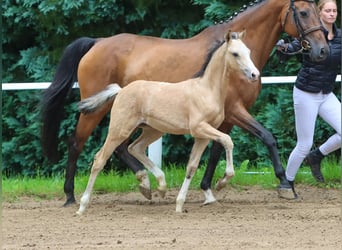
176 178 191 212
203 189 216 204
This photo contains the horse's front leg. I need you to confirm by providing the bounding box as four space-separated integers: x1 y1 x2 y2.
176 138 209 212
226 109 293 198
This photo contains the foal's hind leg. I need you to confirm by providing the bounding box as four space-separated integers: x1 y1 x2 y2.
176 138 210 212
128 127 166 198
67 109 148 205
76 134 126 215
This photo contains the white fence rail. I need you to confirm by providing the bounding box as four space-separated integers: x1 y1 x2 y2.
2 75 341 167
2 75 341 90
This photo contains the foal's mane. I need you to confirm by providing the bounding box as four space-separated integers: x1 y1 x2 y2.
193 40 224 78
193 0 264 78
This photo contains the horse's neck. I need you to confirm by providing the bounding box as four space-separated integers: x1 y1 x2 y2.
199 45 228 103
200 0 284 69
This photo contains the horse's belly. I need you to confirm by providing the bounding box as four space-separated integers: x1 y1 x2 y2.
144 113 190 135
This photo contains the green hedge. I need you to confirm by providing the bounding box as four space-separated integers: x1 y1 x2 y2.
2 0 340 176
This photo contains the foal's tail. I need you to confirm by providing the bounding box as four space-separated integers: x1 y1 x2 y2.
41 37 96 162
78 84 122 114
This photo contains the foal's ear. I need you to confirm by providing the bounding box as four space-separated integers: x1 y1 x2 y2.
225 30 232 43
239 29 246 40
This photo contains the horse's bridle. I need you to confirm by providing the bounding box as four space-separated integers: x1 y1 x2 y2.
282 0 324 53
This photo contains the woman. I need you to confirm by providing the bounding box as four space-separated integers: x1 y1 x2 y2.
276 0 341 195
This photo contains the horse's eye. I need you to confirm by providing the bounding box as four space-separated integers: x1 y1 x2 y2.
232 52 239 57
300 11 308 17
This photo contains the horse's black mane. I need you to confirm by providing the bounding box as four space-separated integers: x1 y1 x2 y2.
193 0 264 78
215 0 264 25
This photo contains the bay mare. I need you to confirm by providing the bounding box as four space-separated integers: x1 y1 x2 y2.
41 0 329 206
76 31 260 214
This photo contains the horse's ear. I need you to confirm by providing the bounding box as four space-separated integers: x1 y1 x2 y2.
225 30 232 43
239 29 246 40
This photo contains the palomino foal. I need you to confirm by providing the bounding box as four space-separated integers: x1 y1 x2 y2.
76 30 259 214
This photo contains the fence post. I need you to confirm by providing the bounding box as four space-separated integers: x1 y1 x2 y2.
148 137 162 168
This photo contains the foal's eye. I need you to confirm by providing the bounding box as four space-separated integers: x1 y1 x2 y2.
232 52 239 57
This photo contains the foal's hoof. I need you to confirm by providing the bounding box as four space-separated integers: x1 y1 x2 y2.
215 180 227 191
138 185 152 200
277 186 297 200
157 187 167 198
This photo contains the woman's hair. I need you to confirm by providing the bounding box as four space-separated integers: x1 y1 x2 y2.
317 0 336 12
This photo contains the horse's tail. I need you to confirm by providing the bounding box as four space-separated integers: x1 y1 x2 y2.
41 37 96 162
78 84 122 114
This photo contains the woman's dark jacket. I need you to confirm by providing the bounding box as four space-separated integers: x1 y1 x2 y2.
286 23 341 94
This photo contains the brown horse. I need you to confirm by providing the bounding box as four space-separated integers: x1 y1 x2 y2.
76 31 259 214
41 0 329 206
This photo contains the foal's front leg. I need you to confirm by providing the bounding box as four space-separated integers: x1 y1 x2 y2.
176 138 209 212
214 133 235 191
128 127 167 198
193 123 235 204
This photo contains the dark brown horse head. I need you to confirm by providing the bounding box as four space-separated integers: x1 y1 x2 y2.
281 0 329 62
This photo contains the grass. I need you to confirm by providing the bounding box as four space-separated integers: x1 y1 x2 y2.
2 159 341 202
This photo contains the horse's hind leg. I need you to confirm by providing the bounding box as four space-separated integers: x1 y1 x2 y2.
128 127 166 198
76 133 125 215
176 138 209 212
64 110 110 206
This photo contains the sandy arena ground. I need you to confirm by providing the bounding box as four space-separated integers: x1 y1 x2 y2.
2 185 341 250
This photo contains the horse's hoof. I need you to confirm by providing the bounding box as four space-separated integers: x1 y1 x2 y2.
175 207 183 213
175 200 184 213
215 178 229 191
277 187 298 200
203 189 216 205
63 197 76 207
157 188 167 198
138 185 152 200
76 210 83 215
203 198 216 205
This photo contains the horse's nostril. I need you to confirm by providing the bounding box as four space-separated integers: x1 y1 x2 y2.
251 72 259 80
320 47 325 57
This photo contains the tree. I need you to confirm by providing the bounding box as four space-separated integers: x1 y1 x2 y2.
2 0 340 176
